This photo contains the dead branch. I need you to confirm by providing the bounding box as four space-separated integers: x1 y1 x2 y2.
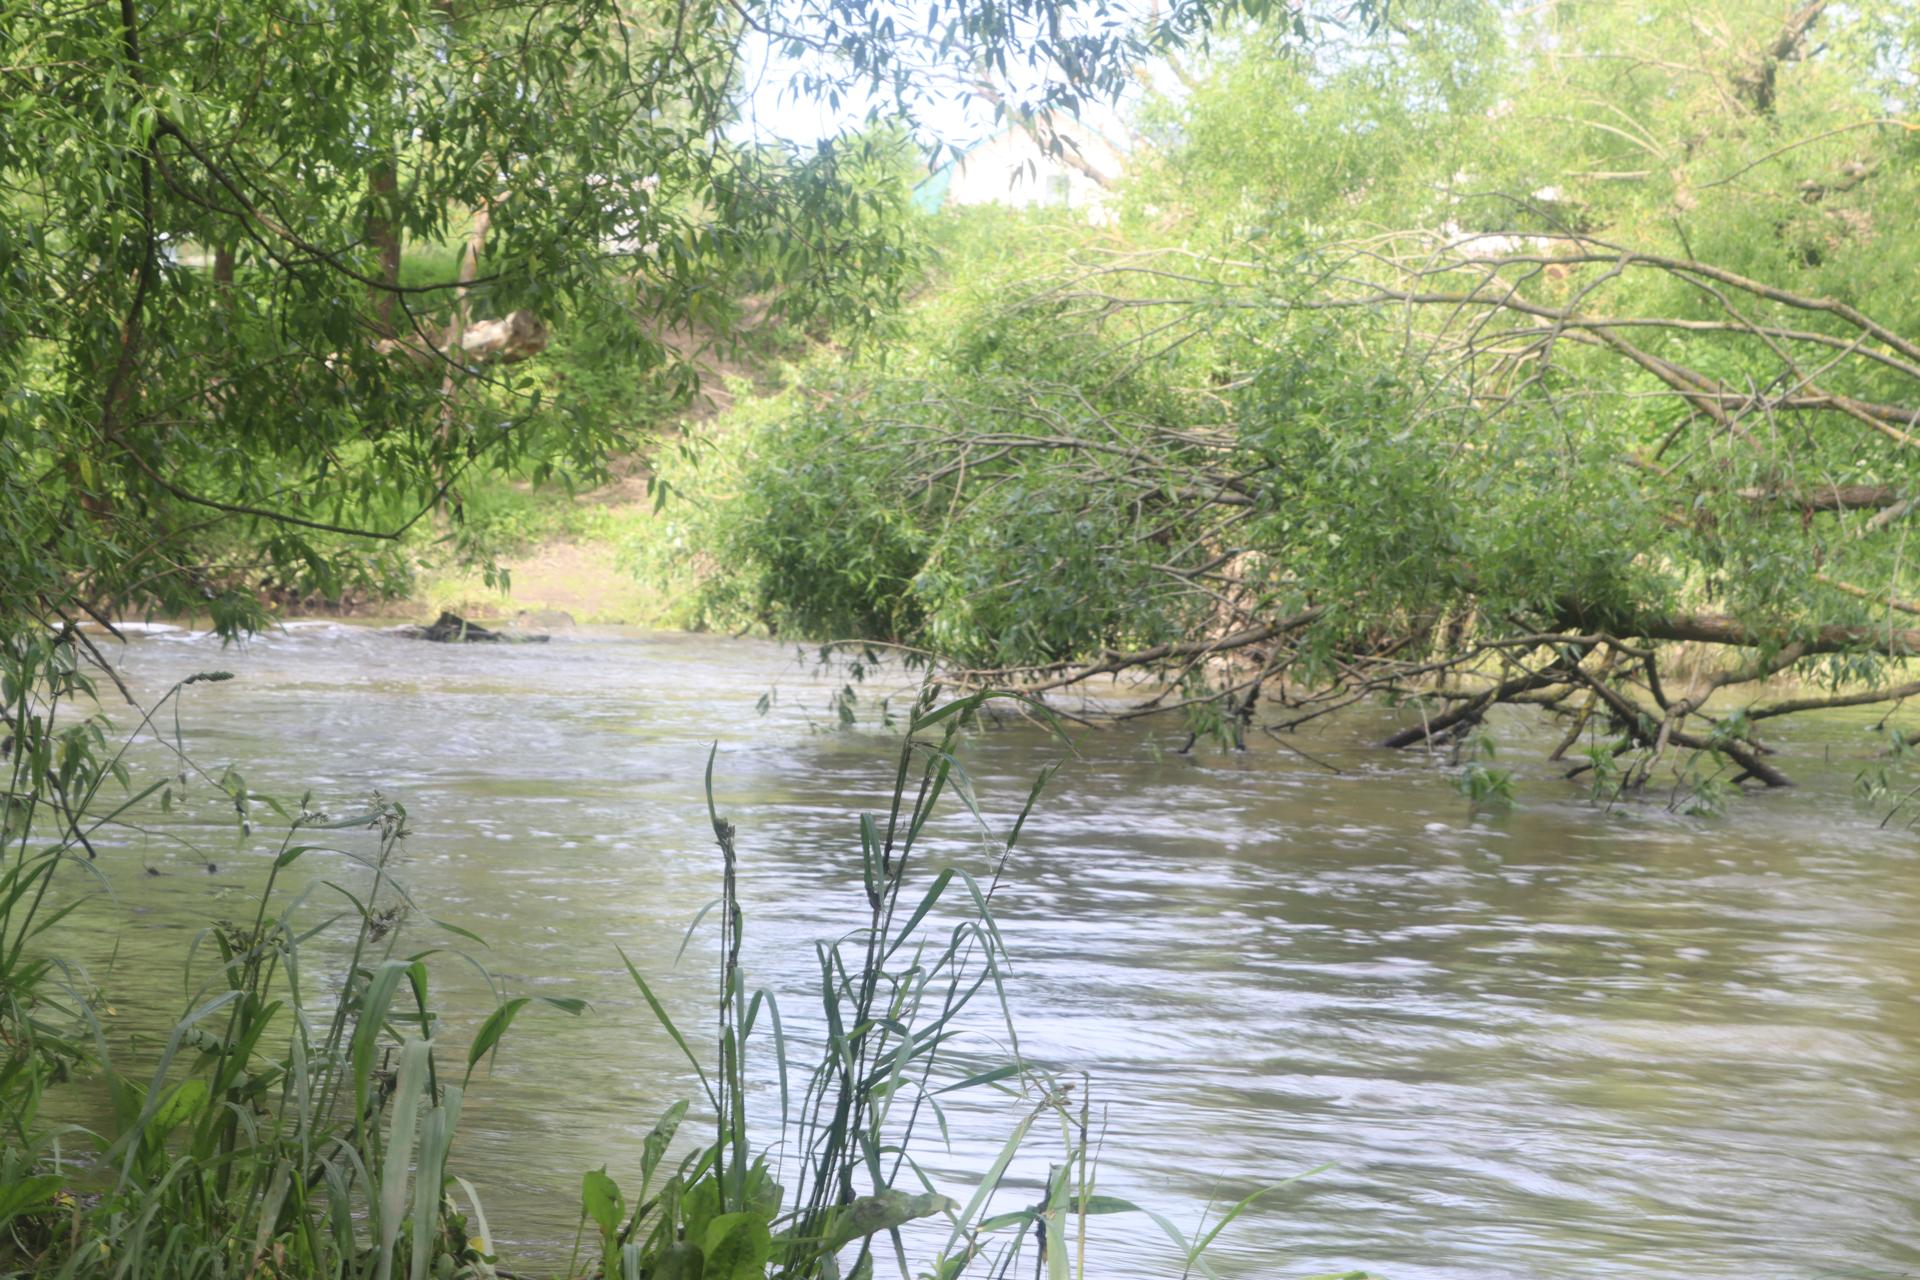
374 308 549 367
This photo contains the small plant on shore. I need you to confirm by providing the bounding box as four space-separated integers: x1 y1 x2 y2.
591 690 1102 1279
1 626 581 1279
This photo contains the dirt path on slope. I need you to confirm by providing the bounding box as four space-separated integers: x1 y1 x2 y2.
428 309 786 626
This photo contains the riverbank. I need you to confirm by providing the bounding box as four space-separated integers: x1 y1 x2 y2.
375 302 799 627
410 473 661 626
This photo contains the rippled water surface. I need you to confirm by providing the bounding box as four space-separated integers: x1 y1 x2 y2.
38 623 1920 1279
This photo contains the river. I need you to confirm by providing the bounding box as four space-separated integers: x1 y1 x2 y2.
34 622 1920 1279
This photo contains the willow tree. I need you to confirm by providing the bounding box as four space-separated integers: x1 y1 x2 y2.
1095 0 1920 791
1 0 1321 642
658 0 1920 797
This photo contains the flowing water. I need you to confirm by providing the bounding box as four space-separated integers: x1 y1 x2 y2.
34 623 1920 1279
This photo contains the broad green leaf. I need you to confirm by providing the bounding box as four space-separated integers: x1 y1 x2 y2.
826 1190 958 1251
465 997 531 1083
702 1211 773 1280
640 1099 689 1198
0 1175 62 1223
652 1241 706 1280
582 1168 624 1239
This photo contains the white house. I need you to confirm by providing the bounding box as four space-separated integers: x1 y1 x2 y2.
915 121 1125 223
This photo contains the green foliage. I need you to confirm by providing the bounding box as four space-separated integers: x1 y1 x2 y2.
1451 731 1513 812
648 197 1666 667
643 386 935 640
0 770 576 1279
0 0 1059 633
653 0 1920 792
643 208 1236 663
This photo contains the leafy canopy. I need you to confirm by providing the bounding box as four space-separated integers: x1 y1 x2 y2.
653 0 1920 786
2 0 1329 633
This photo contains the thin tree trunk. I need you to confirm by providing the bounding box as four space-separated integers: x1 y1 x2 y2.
438 202 491 441
366 157 401 336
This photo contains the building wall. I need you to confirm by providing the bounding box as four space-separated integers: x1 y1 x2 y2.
937 126 1124 223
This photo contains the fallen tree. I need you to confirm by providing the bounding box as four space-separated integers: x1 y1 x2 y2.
893 231 1920 791
662 215 1920 794
654 2 1920 801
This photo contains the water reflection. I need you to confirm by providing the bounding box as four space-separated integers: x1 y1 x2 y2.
35 623 1920 1279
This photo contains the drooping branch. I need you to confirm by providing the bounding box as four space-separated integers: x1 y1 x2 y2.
1813 573 1920 617
1379 660 1576 749
1744 675 1920 722
959 607 1325 694
1737 483 1902 511
1596 608 1920 657
1564 659 1794 787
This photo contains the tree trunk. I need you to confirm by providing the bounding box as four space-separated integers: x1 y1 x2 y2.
438 203 492 444
365 157 401 336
